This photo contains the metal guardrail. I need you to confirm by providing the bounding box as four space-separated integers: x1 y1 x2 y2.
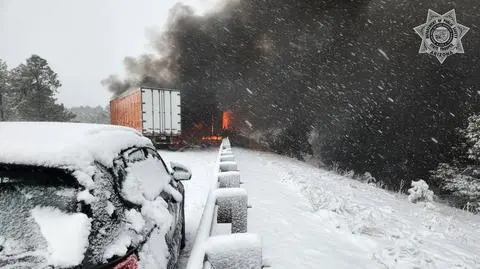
185 138 264 269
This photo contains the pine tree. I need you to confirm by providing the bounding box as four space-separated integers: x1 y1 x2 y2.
432 115 480 212
9 55 75 121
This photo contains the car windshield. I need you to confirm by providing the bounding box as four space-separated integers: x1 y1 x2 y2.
0 164 79 266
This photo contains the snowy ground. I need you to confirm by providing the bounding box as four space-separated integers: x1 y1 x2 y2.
161 148 480 269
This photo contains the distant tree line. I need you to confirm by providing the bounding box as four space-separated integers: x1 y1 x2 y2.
0 55 75 122
70 105 109 124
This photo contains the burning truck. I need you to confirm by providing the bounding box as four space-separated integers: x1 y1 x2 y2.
184 110 234 146
110 87 182 149
110 86 234 149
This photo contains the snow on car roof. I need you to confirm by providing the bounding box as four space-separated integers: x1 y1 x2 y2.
0 122 153 170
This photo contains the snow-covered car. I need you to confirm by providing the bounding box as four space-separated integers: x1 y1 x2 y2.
0 122 191 269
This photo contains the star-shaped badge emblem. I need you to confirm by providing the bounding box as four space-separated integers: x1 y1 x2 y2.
414 9 470 63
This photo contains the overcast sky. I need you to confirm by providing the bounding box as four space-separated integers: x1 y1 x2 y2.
0 0 219 107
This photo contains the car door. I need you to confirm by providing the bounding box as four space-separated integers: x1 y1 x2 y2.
144 147 185 203
116 147 180 207
142 147 184 269
112 147 183 267
143 147 184 231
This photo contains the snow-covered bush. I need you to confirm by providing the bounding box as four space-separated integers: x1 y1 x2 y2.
360 172 377 185
330 162 341 174
407 180 434 203
466 114 480 162
343 170 355 179
432 163 480 213
302 185 325 212
265 123 313 161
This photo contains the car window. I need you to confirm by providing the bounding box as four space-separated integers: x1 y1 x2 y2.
0 164 79 212
145 147 172 173
145 148 161 159
0 164 80 263
119 152 174 206
124 148 146 164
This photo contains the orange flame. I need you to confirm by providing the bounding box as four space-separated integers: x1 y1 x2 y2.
201 135 223 141
222 111 232 130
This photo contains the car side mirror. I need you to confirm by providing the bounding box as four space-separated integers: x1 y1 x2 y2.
171 161 192 181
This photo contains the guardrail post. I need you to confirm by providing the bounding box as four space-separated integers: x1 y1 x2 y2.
219 155 235 162
216 188 248 233
205 234 262 269
187 137 264 269
217 171 241 188
219 161 238 172
231 193 248 233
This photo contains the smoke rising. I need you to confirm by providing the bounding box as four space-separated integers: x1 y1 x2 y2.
104 0 480 187
103 0 371 123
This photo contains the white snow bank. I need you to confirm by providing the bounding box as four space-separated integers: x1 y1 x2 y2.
233 148 480 269
31 206 91 267
0 122 152 172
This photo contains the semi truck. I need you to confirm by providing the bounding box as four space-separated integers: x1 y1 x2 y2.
110 87 182 148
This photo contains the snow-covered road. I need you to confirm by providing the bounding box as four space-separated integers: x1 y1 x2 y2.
161 147 480 269
236 149 380 268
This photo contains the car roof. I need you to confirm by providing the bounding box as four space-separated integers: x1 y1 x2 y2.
0 122 153 171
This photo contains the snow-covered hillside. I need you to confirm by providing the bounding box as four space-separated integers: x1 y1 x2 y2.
161 148 480 269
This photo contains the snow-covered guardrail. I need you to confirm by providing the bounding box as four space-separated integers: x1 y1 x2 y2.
186 138 265 269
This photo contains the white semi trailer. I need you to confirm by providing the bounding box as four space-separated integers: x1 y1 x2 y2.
110 87 182 148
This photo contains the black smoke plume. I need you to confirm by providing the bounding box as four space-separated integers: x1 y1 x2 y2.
104 0 480 189
103 0 371 125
